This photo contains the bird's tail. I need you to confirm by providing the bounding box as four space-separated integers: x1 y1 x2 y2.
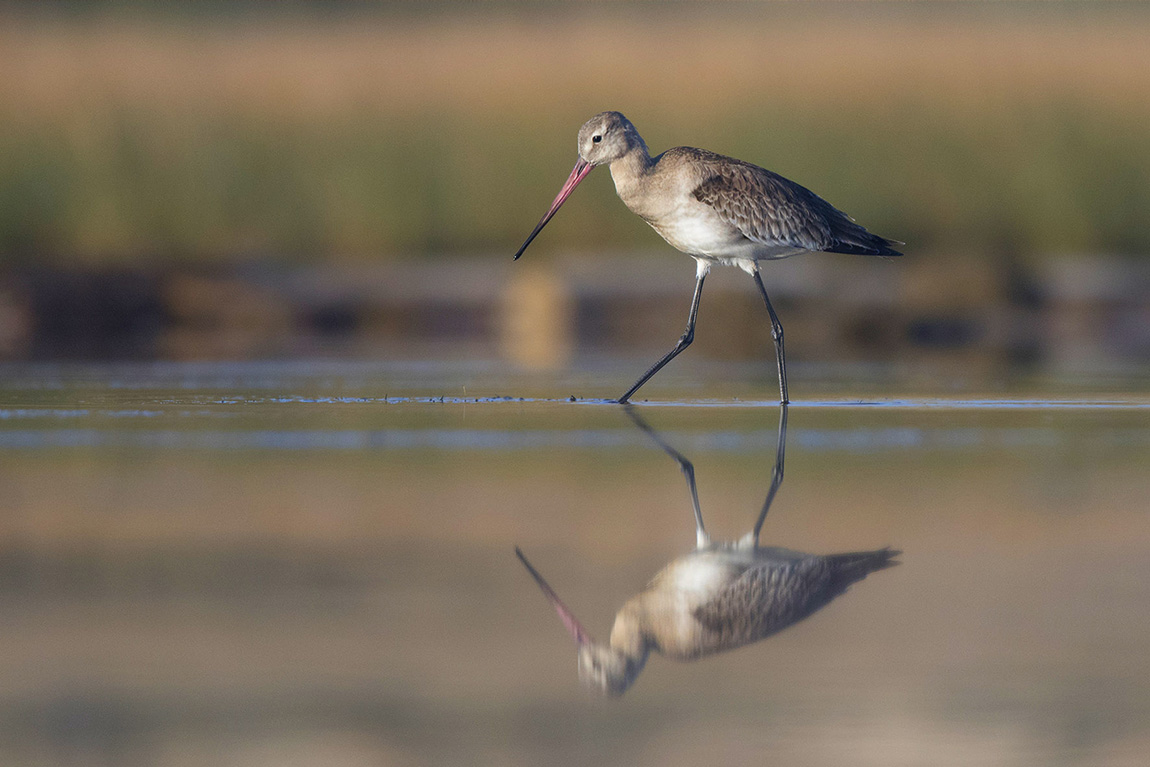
825 233 903 257
826 547 901 586
823 211 903 256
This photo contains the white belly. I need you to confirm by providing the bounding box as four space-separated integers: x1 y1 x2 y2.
646 199 805 272
666 554 729 596
646 198 742 256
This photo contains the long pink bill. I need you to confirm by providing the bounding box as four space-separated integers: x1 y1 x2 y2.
513 158 594 260
514 546 593 646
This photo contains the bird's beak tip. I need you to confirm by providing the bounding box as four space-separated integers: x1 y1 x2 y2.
515 546 594 647
511 156 594 264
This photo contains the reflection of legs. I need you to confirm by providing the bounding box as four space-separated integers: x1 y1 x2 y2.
749 404 788 547
618 265 708 404
752 269 789 404
623 405 710 549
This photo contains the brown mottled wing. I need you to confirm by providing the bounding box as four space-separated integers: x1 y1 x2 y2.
687 150 901 256
693 558 834 647
693 549 899 647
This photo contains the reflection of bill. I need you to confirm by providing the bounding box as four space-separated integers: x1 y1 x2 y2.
515 404 899 697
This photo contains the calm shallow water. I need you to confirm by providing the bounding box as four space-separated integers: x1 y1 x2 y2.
1 361 1148 766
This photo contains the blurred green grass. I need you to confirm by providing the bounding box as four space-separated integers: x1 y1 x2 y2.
2 4 1150 264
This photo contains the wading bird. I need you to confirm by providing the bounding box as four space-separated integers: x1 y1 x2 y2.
515 406 900 697
513 111 902 403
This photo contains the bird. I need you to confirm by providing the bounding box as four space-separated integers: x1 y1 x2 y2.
514 405 900 697
512 111 902 404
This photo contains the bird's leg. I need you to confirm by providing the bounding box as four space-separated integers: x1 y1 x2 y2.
617 265 708 404
747 403 788 548
623 405 710 548
751 270 789 404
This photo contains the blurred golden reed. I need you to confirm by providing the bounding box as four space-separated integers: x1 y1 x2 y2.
2 5 1149 261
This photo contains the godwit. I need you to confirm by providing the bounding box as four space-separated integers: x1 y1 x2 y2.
515 406 900 696
513 111 902 403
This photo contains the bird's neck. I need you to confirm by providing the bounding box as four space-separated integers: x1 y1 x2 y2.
609 605 651 667
610 141 653 173
608 146 655 214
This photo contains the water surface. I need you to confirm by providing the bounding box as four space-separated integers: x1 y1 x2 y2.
1 362 1148 766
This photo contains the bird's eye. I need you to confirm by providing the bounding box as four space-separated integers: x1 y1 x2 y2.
592 135 602 143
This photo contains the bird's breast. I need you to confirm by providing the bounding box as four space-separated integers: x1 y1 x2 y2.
640 552 749 660
625 191 791 267
611 161 734 256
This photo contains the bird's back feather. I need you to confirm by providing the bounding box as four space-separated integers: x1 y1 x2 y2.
680 148 902 257
692 547 900 649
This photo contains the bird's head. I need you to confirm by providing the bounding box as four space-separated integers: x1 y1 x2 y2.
577 641 643 698
515 546 644 698
577 111 647 167
513 111 646 260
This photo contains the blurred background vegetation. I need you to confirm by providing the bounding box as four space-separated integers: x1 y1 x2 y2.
3 0 1150 267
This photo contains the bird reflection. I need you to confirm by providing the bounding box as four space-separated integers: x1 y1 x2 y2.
515 405 899 697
